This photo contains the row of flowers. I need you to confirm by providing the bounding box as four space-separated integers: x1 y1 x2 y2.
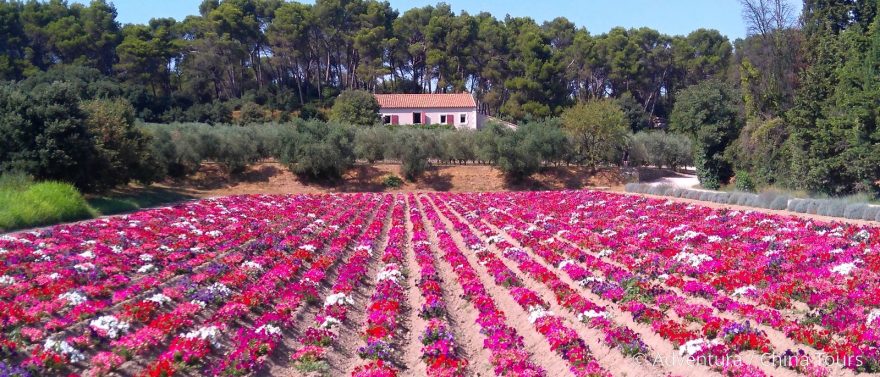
419 196 600 376
433 197 653 361
4 195 341 375
351 198 407 377
288 197 393 374
126 194 384 376
443 193 814 376
449 190 876 374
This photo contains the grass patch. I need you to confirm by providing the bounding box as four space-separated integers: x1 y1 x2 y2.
0 180 95 232
0 172 196 233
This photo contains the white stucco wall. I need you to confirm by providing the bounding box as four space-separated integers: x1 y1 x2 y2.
379 107 479 129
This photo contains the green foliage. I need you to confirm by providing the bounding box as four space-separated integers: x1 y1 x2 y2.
561 100 629 169
735 170 757 193
617 93 652 132
330 90 380 126
279 121 356 179
82 98 161 188
382 175 404 188
0 82 100 190
238 102 269 125
0 177 94 232
386 129 439 181
670 80 743 190
631 131 693 170
354 127 391 163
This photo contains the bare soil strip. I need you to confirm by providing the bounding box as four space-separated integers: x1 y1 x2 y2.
419 195 575 377
398 196 429 376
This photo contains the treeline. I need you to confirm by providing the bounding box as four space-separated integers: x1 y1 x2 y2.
1 0 879 197
0 0 732 125
146 119 689 183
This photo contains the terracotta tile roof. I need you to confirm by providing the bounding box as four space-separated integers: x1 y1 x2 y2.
374 93 476 109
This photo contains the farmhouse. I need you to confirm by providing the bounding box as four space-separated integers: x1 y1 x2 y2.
374 93 480 129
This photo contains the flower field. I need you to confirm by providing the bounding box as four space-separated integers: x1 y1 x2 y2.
0 191 878 377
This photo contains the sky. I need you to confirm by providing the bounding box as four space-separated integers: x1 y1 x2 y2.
73 0 803 41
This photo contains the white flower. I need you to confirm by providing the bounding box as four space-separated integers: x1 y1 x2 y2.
59 291 88 306
190 299 207 308
578 276 605 286
761 235 777 243
206 230 223 237
324 292 353 307
111 245 123 254
89 315 130 339
486 235 505 244
597 249 613 258
707 235 723 243
868 309 880 326
527 306 553 324
0 275 15 285
320 316 342 329
830 248 844 255
184 326 220 345
679 338 718 357
73 263 95 272
300 245 316 252
137 264 156 273
558 259 576 270
48 272 61 280
674 230 702 241
657 274 670 281
256 324 282 336
43 338 85 362
241 261 263 271
732 285 757 297
855 229 871 242
207 282 232 297
577 310 608 322
376 265 402 283
672 251 713 267
0 248 7 255
139 254 154 262
831 262 857 275
146 293 172 305
78 250 95 259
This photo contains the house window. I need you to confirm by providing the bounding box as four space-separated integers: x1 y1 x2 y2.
383 115 392 124
413 112 422 124
439 115 447 124
460 114 467 124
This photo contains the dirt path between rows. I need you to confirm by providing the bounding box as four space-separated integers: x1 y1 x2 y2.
415 197 496 376
420 195 576 376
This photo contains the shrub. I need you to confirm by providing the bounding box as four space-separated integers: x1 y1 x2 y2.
735 170 756 193
441 130 478 164
386 129 438 181
238 102 269 125
330 90 380 126
0 179 94 232
279 121 356 179
382 175 404 188
844 203 868 219
354 127 391 163
631 131 693 170
769 195 790 210
863 205 880 221
82 99 161 189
